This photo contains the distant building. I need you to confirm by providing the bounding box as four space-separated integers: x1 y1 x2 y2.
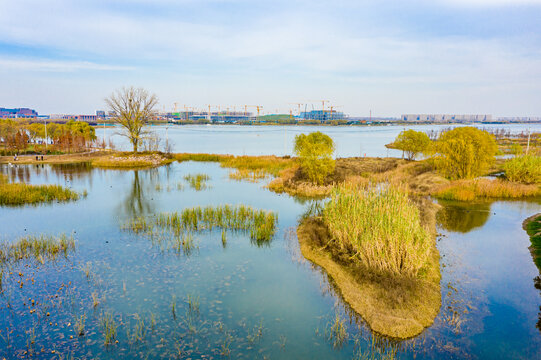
168 111 255 123
0 107 38 119
96 110 106 119
401 114 492 123
300 110 347 122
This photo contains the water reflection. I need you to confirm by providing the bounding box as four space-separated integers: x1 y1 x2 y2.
119 170 155 218
437 201 492 233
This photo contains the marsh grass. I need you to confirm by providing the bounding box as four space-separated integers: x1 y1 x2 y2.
323 184 431 277
0 234 75 265
184 173 211 191
100 312 117 346
433 178 541 201
156 205 278 244
0 182 81 206
74 315 86 336
326 314 347 349
174 153 294 177
228 169 268 182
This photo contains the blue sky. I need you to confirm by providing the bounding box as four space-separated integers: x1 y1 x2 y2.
1 0 540 116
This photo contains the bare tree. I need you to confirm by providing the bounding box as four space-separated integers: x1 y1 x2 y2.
105 87 158 153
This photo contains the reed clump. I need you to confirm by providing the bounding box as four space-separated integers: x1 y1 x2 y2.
0 234 75 265
503 155 541 184
220 155 294 177
323 184 431 278
228 169 268 182
433 178 541 201
0 182 81 206
157 205 278 243
175 153 233 162
184 173 210 191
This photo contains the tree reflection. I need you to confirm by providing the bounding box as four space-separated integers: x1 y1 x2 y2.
120 170 155 218
436 201 491 233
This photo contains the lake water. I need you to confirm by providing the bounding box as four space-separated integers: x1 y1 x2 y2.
1 162 540 359
98 123 541 157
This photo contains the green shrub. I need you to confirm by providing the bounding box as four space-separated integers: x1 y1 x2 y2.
294 132 335 185
503 155 541 184
323 184 431 277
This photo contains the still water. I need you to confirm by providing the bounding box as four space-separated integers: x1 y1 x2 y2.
97 123 541 157
0 162 540 359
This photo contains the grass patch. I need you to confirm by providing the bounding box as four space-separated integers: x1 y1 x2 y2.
174 153 294 177
228 169 268 182
503 155 541 184
184 173 210 191
174 153 232 162
123 205 278 247
220 155 293 177
523 213 541 271
433 178 541 201
324 184 432 278
0 182 82 206
0 234 75 265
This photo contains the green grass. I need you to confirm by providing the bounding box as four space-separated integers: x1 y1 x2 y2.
323 184 431 277
184 173 211 191
0 182 82 206
524 214 541 271
503 155 541 184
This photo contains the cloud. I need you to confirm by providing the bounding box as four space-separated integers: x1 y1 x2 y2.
0 58 135 72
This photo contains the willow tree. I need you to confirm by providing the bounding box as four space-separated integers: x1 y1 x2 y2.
105 87 158 153
294 131 335 185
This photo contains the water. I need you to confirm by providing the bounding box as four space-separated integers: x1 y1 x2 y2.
1 162 540 359
97 123 541 157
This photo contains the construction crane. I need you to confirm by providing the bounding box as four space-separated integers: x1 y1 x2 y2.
246 105 263 118
288 103 305 116
329 105 343 121
308 100 330 111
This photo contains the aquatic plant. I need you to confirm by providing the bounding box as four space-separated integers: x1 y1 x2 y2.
221 229 227 248
0 182 81 206
74 314 86 336
155 205 278 244
171 295 177 319
323 184 431 277
228 169 268 182
326 314 347 349
433 178 541 201
0 234 75 265
100 312 118 346
184 173 210 191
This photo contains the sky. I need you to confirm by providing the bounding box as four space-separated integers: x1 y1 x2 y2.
0 0 540 117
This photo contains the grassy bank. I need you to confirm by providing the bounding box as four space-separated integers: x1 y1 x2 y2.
298 184 440 339
92 152 174 168
523 213 541 271
0 175 83 206
433 178 541 201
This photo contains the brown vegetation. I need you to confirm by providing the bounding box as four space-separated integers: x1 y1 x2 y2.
92 152 174 168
